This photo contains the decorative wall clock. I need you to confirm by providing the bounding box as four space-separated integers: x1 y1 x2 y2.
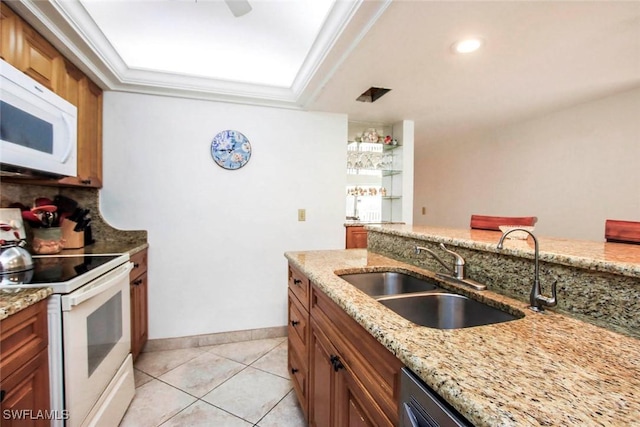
210 130 252 170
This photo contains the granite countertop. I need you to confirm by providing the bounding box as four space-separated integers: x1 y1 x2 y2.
284 249 640 426
0 241 148 321
366 224 640 278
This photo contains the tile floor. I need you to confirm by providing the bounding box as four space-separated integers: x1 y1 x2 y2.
120 337 307 426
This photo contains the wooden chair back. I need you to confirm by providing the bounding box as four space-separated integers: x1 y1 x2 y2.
605 219 640 244
470 215 538 231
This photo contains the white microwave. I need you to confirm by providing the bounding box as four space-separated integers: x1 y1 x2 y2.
0 59 77 177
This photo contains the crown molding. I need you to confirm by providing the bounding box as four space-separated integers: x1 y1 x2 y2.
8 0 389 109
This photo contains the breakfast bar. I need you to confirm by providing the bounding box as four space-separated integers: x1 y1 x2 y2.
285 225 640 426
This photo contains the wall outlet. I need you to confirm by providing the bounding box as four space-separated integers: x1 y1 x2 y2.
298 209 306 221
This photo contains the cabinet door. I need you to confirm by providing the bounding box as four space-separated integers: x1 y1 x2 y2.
346 226 368 249
130 272 148 361
60 77 103 187
20 25 61 91
335 362 393 427
0 349 50 427
0 3 21 64
58 59 83 105
309 320 336 427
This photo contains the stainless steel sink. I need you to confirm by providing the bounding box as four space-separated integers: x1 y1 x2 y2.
339 271 441 297
377 293 520 329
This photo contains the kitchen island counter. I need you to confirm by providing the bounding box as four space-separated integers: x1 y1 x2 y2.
284 248 640 426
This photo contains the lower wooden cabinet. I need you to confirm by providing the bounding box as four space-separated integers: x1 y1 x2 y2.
0 299 50 426
130 248 149 361
287 263 403 427
310 317 390 427
346 226 368 249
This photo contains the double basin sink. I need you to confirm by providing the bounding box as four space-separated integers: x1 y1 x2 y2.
339 271 520 329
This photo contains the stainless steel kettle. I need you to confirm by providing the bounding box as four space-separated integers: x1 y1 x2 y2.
0 240 34 273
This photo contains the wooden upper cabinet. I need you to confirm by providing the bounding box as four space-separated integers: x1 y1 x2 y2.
20 25 61 91
1 2 104 188
0 3 21 63
59 77 103 187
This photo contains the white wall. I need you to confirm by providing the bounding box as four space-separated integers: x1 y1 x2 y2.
100 92 347 339
414 88 640 241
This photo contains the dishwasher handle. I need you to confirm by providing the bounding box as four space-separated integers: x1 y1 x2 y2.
403 402 421 427
64 262 133 310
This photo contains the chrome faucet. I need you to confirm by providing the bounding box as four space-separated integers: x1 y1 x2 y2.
415 243 486 290
497 229 557 312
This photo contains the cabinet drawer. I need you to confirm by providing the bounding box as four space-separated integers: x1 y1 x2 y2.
0 299 48 380
130 249 148 280
288 265 310 309
288 290 309 353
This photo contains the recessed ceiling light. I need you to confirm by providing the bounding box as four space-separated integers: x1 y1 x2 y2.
451 38 483 54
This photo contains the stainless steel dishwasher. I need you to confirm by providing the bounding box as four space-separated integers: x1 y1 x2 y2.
400 368 473 427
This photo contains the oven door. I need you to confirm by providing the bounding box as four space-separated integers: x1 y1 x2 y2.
61 261 133 427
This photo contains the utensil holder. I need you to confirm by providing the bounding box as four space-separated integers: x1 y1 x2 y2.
61 220 85 249
32 227 64 254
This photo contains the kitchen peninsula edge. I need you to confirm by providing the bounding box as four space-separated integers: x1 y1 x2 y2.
367 224 639 337
284 227 640 426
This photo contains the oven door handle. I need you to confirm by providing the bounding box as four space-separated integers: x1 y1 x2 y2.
64 262 133 310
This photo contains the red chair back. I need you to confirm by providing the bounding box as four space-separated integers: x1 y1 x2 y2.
605 220 640 244
470 215 537 231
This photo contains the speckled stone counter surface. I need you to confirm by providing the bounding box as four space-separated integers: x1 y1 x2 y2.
366 224 640 277
0 287 52 320
366 224 640 339
284 249 640 426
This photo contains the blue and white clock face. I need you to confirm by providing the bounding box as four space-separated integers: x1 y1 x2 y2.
211 130 252 170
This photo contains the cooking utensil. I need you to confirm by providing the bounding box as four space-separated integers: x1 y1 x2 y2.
31 205 58 213
53 195 79 214
35 197 54 207
22 210 42 227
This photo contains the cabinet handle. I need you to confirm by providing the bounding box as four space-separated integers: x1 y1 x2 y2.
291 320 300 327
81 179 92 185
0 389 5 403
293 279 302 286
133 263 140 268
291 368 299 374
133 279 143 286
330 355 344 372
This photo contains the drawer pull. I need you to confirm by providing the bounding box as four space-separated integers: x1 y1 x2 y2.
133 263 140 268
330 355 344 372
293 279 302 286
291 368 299 374
133 279 143 286
291 320 300 326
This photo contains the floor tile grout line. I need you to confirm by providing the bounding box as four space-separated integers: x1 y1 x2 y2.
252 388 296 427
129 337 293 426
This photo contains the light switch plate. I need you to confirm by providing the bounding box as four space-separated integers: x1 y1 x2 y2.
298 209 306 221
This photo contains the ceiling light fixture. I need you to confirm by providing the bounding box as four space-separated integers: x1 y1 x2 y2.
356 87 391 103
451 38 483 54
225 0 252 17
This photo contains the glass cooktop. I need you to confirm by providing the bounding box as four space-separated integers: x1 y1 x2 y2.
0 253 130 293
30 255 121 284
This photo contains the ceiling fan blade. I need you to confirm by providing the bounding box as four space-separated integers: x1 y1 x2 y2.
225 0 252 17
